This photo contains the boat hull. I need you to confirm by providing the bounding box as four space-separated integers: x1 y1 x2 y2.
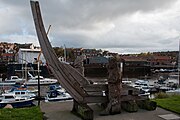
46 92 72 102
0 99 34 108
47 97 72 102
0 82 16 86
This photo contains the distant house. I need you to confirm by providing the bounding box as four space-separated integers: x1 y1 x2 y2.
73 48 83 58
84 56 109 77
148 56 174 68
17 47 45 64
121 56 150 66
121 56 151 77
0 42 17 63
1 53 15 62
82 49 101 58
15 43 34 49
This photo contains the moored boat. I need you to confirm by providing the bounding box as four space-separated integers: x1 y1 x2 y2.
4 86 37 98
5 76 25 83
166 88 180 95
3 88 36 98
45 84 72 102
45 90 72 102
0 76 25 86
26 76 57 85
0 92 35 108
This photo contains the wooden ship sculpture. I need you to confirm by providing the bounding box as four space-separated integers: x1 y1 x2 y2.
30 1 156 120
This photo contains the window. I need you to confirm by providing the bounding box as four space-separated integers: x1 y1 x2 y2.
15 92 21 95
5 96 14 99
21 92 26 94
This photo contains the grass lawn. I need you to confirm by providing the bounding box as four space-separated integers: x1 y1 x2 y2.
0 106 43 120
154 95 180 114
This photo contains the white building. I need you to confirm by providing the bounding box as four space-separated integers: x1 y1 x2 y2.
18 47 46 64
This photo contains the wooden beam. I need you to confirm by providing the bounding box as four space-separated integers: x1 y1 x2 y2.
87 92 103 96
84 84 108 92
121 95 148 102
30 1 88 102
83 96 108 103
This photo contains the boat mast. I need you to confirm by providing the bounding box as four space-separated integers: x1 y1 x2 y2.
21 52 24 79
25 51 28 82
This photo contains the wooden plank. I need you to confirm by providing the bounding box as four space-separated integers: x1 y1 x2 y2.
31 1 90 99
87 92 103 96
31 1 85 101
30 1 80 100
59 62 90 86
30 1 88 102
121 95 148 102
57 63 88 96
84 84 108 92
68 56 90 86
83 96 108 103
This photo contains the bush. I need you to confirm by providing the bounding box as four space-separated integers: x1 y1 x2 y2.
154 92 169 99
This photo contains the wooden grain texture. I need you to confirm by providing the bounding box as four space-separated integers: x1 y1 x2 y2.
30 1 87 102
31 1 108 104
84 84 108 92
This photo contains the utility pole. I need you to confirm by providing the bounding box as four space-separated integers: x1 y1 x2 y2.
64 44 66 62
37 61 40 105
178 40 180 87
37 24 51 106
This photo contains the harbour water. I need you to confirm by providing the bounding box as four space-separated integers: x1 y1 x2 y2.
0 71 179 100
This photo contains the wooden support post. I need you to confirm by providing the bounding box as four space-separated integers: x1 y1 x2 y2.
121 101 138 112
72 99 79 113
100 56 122 115
72 100 93 120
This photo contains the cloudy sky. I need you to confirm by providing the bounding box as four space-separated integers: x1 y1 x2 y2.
0 0 180 54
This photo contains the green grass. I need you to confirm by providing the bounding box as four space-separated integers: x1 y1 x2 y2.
0 106 43 120
153 95 180 114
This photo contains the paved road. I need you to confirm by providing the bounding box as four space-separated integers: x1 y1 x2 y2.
40 101 180 120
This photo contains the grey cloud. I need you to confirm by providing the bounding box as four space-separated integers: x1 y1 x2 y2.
0 0 177 32
38 0 177 30
0 0 179 54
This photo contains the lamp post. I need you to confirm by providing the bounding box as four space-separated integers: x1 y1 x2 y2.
38 61 40 106
178 40 180 87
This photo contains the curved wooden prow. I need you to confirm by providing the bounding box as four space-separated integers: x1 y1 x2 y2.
30 1 91 102
30 2 153 119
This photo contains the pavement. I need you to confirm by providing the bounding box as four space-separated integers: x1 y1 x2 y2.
40 100 180 120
